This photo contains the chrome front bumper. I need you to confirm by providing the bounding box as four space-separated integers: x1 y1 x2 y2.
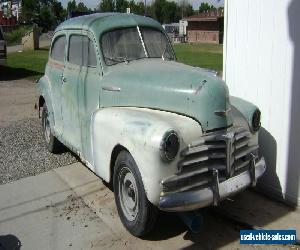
159 157 266 212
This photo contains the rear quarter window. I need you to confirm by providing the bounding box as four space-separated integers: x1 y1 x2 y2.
51 35 66 62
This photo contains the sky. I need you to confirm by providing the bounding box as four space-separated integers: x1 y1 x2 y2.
60 0 224 10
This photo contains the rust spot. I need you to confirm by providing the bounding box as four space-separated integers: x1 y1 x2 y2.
195 80 207 95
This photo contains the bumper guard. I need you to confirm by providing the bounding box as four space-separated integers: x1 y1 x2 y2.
159 157 266 212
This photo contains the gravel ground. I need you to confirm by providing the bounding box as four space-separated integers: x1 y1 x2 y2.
0 118 78 185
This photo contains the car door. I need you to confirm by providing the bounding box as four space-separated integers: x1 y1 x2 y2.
47 34 66 136
62 32 101 161
61 33 83 152
76 34 102 165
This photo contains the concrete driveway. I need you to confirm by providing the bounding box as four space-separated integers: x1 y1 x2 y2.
1 162 299 250
0 77 299 249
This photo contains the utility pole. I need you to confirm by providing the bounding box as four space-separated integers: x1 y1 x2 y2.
144 0 146 15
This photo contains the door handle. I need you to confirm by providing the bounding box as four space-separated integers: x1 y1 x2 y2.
102 86 121 92
62 76 67 83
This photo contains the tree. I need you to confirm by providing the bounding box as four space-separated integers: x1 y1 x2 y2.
67 0 77 13
98 0 114 12
179 0 193 18
116 0 129 12
199 2 211 13
162 1 180 23
51 0 67 23
39 4 53 31
152 0 166 23
20 0 40 24
77 2 90 12
128 0 144 15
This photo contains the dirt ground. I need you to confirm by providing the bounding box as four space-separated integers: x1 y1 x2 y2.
0 79 37 127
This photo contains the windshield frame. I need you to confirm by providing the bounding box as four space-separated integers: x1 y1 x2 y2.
99 25 176 66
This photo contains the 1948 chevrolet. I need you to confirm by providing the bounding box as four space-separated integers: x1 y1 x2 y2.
37 13 266 236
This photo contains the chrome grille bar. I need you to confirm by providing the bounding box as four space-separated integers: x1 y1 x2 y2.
161 126 259 194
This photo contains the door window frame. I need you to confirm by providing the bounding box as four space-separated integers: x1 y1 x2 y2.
66 30 101 74
50 32 67 65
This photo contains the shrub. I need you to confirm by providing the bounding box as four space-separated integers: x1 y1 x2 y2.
4 26 32 46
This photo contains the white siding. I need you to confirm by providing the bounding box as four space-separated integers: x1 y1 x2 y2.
224 0 300 205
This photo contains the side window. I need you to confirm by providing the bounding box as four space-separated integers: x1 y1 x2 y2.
68 35 97 67
51 35 66 62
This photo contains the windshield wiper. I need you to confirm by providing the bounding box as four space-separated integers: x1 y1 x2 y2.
104 56 128 64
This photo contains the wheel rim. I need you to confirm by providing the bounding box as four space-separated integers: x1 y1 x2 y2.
43 109 51 144
118 166 139 221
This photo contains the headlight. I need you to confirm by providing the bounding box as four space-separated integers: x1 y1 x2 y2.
251 109 261 132
160 130 180 161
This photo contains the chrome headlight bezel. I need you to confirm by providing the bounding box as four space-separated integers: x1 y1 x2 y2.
160 130 180 162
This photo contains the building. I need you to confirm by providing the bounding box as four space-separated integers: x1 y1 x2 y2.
223 0 300 206
0 0 21 26
162 23 179 42
181 10 224 44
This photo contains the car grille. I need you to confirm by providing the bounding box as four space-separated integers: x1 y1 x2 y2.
161 127 259 194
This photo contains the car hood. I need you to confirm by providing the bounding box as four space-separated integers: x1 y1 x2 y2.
100 59 232 132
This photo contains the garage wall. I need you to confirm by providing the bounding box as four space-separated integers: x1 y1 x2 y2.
223 0 300 205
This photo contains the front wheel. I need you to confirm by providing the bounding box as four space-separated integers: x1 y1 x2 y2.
113 151 158 237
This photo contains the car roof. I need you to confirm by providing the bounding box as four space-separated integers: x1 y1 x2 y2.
55 13 164 38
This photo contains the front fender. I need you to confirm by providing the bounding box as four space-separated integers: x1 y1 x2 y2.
230 96 260 146
230 96 259 129
91 107 202 205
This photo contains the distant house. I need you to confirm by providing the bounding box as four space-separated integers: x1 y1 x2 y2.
0 0 21 30
0 10 17 26
181 10 224 44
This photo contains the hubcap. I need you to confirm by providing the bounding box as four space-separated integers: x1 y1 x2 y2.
118 167 138 221
43 109 51 143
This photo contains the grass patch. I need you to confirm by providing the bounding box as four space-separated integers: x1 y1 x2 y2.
173 43 223 72
2 48 49 80
3 43 222 80
4 26 32 46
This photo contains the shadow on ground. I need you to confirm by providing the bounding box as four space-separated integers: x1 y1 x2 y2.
0 66 40 81
144 190 298 249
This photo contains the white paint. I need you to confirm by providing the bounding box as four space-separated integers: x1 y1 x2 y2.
179 20 188 36
224 0 300 205
91 107 202 205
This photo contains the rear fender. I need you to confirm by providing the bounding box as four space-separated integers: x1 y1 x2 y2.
37 76 55 127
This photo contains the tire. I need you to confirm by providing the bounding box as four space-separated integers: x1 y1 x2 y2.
42 103 63 153
113 150 158 237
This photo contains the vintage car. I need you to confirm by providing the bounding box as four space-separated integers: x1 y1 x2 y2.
0 27 7 66
37 13 266 236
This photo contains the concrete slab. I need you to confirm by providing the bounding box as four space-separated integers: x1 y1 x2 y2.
1 162 299 249
0 168 115 250
55 162 300 249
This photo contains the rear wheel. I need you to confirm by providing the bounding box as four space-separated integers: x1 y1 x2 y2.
113 151 158 237
42 103 63 153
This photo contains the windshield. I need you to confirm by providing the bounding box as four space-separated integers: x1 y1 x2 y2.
101 27 175 66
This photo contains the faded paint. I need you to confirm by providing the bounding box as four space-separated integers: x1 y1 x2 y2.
37 13 264 208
